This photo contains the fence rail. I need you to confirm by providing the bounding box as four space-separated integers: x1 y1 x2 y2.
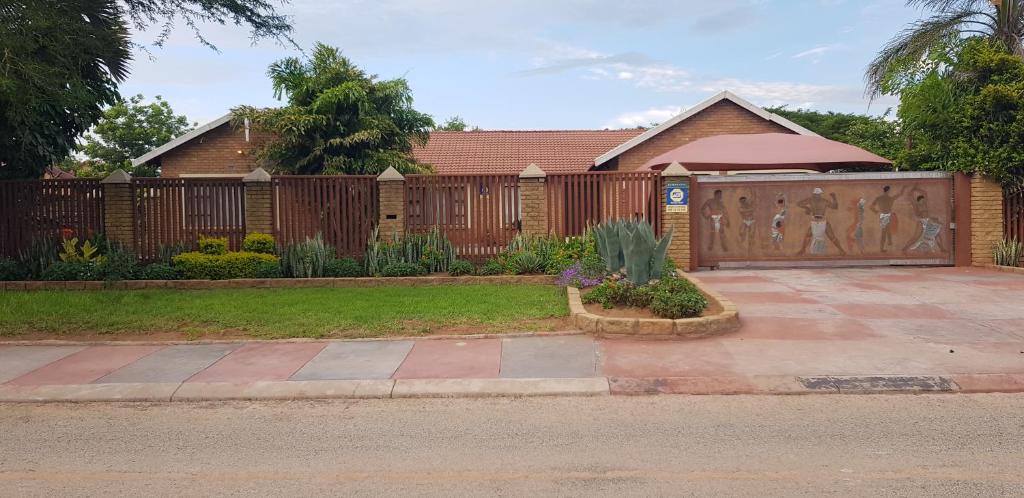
1005 186 1024 242
0 179 104 257
133 178 247 261
272 176 378 257
546 171 662 237
405 174 520 259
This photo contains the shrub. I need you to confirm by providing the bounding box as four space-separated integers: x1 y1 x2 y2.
198 236 228 256
994 237 1023 267
545 231 599 275
581 276 706 318
172 251 281 280
18 235 60 279
41 261 99 281
58 237 103 264
280 233 331 278
0 257 27 281
242 232 276 254
650 290 707 319
477 259 504 276
555 261 604 288
365 227 456 275
158 242 192 264
448 259 475 276
255 261 283 278
96 244 138 281
324 257 365 277
138 263 180 280
504 251 546 275
381 261 425 277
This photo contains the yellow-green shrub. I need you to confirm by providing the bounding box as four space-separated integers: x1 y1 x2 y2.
198 236 228 255
242 232 276 254
171 251 280 280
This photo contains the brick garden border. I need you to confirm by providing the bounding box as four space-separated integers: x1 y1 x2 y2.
0 274 556 291
567 271 739 338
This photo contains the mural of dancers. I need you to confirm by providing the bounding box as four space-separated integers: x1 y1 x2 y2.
903 185 946 254
700 189 729 252
737 194 757 254
847 197 867 254
770 195 787 251
796 187 846 256
869 185 906 253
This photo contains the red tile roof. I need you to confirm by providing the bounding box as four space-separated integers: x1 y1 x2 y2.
411 129 646 175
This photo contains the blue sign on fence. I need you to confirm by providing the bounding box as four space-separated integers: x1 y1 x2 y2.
665 182 689 213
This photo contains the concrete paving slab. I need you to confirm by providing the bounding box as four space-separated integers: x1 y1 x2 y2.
97 344 239 384
6 346 162 386
830 303 955 320
499 336 596 378
736 303 845 319
0 382 179 402
392 339 501 379
599 340 738 378
863 319 1023 343
291 341 413 380
0 346 85 383
731 317 879 341
391 377 608 398
720 339 956 376
172 379 394 401
186 343 326 383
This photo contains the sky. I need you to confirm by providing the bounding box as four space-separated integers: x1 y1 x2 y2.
119 0 924 130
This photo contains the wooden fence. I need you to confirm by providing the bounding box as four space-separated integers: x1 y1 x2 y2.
0 179 104 257
133 178 247 261
272 176 379 257
1005 186 1024 242
546 171 662 237
405 174 520 259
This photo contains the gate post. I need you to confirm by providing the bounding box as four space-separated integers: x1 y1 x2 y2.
519 164 548 237
243 167 273 236
377 166 406 239
968 173 1004 266
661 162 694 271
100 169 135 249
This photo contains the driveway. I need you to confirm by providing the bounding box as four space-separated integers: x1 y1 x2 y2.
602 266 1024 383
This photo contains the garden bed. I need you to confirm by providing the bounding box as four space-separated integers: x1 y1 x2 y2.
568 272 739 338
0 274 556 291
0 284 570 340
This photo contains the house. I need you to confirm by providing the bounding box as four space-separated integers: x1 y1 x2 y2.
132 91 822 177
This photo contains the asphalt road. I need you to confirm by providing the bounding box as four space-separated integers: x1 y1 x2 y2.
1 395 1023 497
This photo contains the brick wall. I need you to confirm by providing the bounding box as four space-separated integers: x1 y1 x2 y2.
661 174 693 271
970 174 1004 266
159 123 271 177
101 183 134 247
244 183 274 235
519 178 547 236
377 181 405 238
615 101 794 171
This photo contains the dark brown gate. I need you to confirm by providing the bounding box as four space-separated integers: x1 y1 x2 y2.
693 172 955 268
546 171 662 237
0 179 104 257
133 178 247 261
272 176 378 257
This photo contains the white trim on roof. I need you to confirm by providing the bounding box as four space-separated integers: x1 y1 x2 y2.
131 113 234 167
593 90 820 167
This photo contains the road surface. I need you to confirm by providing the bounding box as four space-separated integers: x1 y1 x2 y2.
1 395 1023 496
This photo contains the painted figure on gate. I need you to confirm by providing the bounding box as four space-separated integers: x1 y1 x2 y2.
847 197 867 254
701 189 729 252
796 187 846 256
738 194 757 254
869 185 906 252
770 195 787 251
904 185 946 254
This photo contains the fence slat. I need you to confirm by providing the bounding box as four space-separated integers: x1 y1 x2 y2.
271 176 378 257
0 179 104 257
545 171 661 237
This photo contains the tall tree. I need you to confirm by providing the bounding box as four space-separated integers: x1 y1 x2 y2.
0 0 131 179
436 116 468 131
866 0 1024 96
233 43 436 175
767 107 904 166
120 0 294 50
78 94 194 177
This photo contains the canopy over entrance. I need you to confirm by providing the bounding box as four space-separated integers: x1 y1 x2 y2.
641 133 892 173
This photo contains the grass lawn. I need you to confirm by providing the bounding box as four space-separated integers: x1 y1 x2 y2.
0 284 569 340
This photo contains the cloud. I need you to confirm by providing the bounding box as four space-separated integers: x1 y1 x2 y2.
689 6 758 34
603 106 686 128
512 51 657 77
793 44 841 61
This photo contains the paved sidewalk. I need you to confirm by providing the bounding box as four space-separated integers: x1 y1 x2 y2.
1 267 1022 401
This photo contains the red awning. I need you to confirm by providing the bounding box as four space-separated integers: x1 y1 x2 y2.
641 133 893 172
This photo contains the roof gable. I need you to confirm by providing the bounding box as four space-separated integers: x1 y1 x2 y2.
593 91 819 167
132 113 234 167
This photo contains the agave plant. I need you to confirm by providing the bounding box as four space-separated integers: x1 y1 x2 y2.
994 237 1024 267
594 219 673 285
280 233 330 278
364 226 457 275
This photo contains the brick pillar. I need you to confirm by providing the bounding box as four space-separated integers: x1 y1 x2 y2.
100 169 134 248
519 163 548 237
969 173 1004 266
661 162 693 271
243 167 273 235
377 166 405 239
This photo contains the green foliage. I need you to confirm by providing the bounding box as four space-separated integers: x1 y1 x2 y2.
75 94 193 177
477 259 505 276
17 236 60 279
242 232 276 254
0 1 130 179
138 263 180 280
232 43 434 175
324 257 365 277
504 251 546 275
380 262 426 277
59 238 104 264
198 236 229 256
544 231 599 275
254 261 283 278
994 237 1024 266
0 258 27 281
650 288 708 319
280 233 331 278
40 261 100 281
171 251 281 280
158 242 192 265
121 0 294 51
594 219 672 285
582 274 706 319
766 107 903 167
447 260 476 276
436 116 469 131
365 227 456 276
96 244 138 281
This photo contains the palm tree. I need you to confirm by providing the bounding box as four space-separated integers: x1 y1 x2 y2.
866 0 1024 96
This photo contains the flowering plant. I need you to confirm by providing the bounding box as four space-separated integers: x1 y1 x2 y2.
556 261 604 288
